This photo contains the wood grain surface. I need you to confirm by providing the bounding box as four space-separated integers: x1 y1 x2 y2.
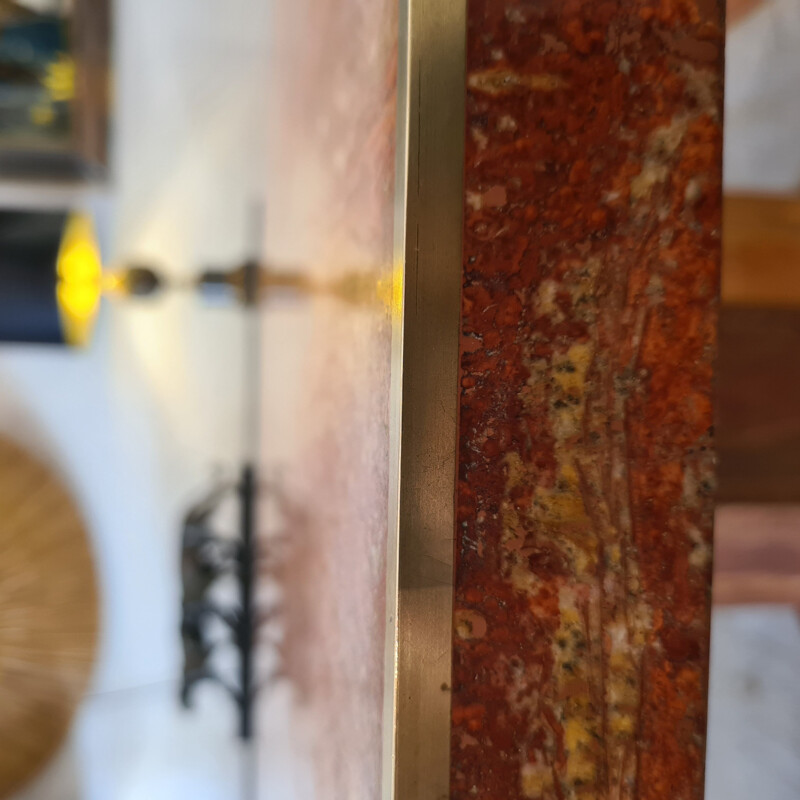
714 505 800 606
726 0 766 26
717 307 800 503
722 194 800 308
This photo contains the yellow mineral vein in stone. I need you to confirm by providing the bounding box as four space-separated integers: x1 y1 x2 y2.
468 70 568 95
521 762 554 798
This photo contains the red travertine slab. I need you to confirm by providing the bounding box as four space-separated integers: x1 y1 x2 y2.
452 2 723 799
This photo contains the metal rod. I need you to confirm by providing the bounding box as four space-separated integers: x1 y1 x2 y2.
239 462 256 741
382 0 466 797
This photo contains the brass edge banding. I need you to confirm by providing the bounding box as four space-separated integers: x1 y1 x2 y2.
383 0 467 798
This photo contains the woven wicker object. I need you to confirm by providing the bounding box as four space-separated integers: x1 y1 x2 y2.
0 436 98 797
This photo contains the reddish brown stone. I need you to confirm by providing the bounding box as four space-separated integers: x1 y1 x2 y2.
452 2 723 799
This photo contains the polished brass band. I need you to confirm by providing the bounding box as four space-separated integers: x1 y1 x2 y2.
383 0 467 798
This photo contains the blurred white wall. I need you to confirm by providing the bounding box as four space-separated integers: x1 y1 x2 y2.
0 1 273 798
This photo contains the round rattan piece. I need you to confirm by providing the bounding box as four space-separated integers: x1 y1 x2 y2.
0 436 98 798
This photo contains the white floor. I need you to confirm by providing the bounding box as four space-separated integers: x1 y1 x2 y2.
707 607 800 800
724 0 800 192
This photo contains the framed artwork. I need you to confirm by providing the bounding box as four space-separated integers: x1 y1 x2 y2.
0 0 109 180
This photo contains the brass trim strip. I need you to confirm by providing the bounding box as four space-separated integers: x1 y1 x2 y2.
383 0 466 798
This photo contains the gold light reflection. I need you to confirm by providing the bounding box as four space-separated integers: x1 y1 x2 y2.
56 214 103 347
390 261 404 319
249 263 403 310
100 271 126 295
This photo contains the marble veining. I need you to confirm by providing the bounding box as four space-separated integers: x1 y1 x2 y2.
452 2 723 798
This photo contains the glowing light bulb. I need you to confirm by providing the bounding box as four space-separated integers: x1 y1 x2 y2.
56 213 103 347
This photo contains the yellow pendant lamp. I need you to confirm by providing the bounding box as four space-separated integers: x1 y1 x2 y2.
55 212 104 347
